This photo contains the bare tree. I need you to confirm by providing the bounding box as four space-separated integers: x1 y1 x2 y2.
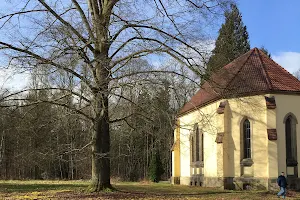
294 70 300 80
0 0 230 191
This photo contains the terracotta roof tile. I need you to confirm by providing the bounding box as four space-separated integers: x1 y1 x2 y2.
179 82 218 114
179 48 300 116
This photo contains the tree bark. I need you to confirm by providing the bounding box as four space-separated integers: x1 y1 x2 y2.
90 50 112 190
91 91 111 191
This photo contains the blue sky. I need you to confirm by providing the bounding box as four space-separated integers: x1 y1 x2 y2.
0 1 300 89
238 0 300 73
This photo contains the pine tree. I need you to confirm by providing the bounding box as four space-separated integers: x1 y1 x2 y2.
204 4 250 81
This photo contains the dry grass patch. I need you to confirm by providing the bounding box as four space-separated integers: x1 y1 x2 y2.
0 180 298 199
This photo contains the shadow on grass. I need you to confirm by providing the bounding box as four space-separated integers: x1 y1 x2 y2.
0 181 288 200
115 189 233 196
0 182 87 193
114 184 235 196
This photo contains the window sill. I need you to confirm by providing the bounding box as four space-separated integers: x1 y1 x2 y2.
287 159 298 166
191 161 204 168
240 158 253 166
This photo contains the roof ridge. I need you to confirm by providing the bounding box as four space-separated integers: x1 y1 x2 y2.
256 48 273 90
178 48 300 116
221 49 255 94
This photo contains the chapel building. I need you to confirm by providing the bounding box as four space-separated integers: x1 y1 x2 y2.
172 48 300 190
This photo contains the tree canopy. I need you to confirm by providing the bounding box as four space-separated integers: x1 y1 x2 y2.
0 0 231 191
260 46 271 58
204 4 250 81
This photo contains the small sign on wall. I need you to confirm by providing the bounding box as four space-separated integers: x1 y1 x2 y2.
267 129 277 140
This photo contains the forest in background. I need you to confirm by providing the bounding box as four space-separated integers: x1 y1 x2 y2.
0 58 199 181
0 0 267 186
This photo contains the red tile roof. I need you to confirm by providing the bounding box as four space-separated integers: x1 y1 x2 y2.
179 48 300 116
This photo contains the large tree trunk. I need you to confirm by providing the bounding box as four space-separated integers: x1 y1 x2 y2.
90 54 112 191
91 96 111 191
90 80 111 189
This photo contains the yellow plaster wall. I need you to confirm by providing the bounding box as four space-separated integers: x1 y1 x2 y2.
216 104 225 178
178 100 222 178
173 119 181 177
274 94 300 177
265 94 278 178
172 151 175 177
223 102 234 177
179 126 190 178
227 95 268 178
173 94 300 183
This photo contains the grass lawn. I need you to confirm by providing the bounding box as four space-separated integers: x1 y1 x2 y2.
0 180 298 199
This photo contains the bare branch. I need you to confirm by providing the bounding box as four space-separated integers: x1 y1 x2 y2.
61 141 93 155
0 9 47 20
154 0 184 38
0 41 95 91
109 112 153 124
37 0 94 52
110 37 188 61
71 0 95 41
111 49 160 67
112 70 200 86
0 88 91 104
125 24 205 57
0 98 93 121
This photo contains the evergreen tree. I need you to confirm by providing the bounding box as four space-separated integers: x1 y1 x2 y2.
152 80 174 180
204 4 250 81
149 151 164 182
260 46 271 58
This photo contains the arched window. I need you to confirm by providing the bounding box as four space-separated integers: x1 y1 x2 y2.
195 125 200 161
191 135 195 162
201 133 204 162
285 115 297 165
190 124 203 164
243 119 251 159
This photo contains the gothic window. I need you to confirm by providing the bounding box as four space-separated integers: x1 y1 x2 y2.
285 115 297 165
195 124 200 161
243 119 251 159
201 133 204 162
191 136 195 162
190 124 204 165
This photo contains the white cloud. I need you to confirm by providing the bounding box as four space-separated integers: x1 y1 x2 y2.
272 52 300 74
0 68 30 91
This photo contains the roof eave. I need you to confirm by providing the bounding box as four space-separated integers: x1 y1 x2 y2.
177 90 300 118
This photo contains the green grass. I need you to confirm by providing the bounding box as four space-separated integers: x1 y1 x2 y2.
0 180 88 193
115 181 231 194
0 180 298 199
